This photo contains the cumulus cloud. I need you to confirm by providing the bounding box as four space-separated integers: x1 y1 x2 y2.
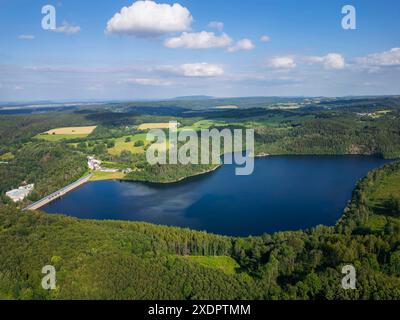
52 21 81 34
164 31 232 49
306 53 346 70
106 0 192 37
356 48 400 67
267 56 296 69
179 63 224 77
207 21 224 31
228 39 255 53
149 62 224 77
18 35 35 40
260 35 270 43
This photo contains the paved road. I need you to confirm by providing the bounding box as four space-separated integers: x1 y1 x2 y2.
23 174 93 211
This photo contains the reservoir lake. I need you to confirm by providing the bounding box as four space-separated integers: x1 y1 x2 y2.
43 156 390 236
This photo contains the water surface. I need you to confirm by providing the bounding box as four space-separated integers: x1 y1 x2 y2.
43 156 389 236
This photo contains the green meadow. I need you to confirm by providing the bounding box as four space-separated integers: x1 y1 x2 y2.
35 133 90 142
0 152 14 161
179 256 240 275
107 133 150 156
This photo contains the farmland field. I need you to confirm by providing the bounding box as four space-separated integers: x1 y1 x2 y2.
108 133 150 155
138 122 178 130
35 133 90 141
35 126 97 141
45 126 97 135
180 120 228 131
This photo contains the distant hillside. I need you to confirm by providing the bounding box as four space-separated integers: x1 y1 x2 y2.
172 95 215 101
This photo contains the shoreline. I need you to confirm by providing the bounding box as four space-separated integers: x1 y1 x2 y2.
31 157 397 238
121 163 222 185
118 152 272 184
85 152 395 185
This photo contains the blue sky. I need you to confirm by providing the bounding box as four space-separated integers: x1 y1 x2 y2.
0 0 399 101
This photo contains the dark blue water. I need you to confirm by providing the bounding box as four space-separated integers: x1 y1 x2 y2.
43 156 390 236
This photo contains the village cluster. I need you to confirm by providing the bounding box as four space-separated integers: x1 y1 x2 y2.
87 156 132 174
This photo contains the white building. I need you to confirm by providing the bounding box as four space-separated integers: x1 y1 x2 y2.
122 168 133 174
6 184 35 202
87 156 102 170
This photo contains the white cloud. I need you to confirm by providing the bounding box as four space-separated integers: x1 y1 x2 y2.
18 35 35 40
356 48 400 67
179 63 224 77
52 21 81 34
207 21 224 31
306 53 346 70
322 53 346 69
106 0 192 37
268 56 296 69
260 35 270 43
125 78 174 86
164 31 232 49
228 39 255 53
148 63 224 77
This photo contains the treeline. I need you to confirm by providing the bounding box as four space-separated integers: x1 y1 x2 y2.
0 113 93 146
126 156 219 184
255 112 400 159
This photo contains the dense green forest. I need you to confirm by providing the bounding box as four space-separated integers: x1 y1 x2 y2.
0 161 399 299
255 113 400 158
0 143 87 203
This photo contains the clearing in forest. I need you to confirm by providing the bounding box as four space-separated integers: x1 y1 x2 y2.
179 256 240 275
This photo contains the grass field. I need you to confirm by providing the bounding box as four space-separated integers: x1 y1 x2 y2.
181 120 228 131
35 126 97 141
138 122 178 130
108 133 150 156
90 171 126 181
45 126 97 135
0 152 14 161
35 133 90 142
179 256 240 275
